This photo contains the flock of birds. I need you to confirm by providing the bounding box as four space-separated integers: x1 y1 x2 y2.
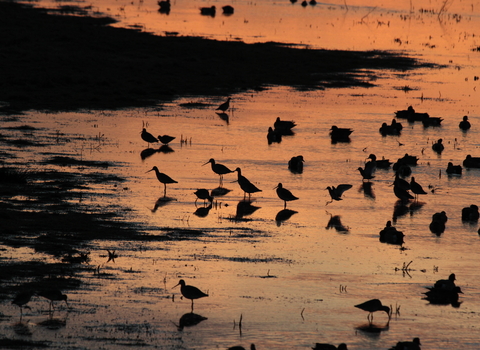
11 99 474 349
135 97 478 349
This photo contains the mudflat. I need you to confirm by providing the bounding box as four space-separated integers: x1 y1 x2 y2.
0 1 432 113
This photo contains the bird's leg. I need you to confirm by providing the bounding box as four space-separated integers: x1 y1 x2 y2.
191 300 194 312
164 184 167 197
284 201 287 209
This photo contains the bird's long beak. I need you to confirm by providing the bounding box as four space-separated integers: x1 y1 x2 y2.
202 161 209 166
145 168 154 173
172 283 180 289
273 185 278 189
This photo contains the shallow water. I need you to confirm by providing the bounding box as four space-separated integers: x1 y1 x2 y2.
2 0 480 349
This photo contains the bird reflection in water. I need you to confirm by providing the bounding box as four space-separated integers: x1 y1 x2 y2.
194 202 213 218
216 112 229 124
174 312 208 331
275 209 298 226
359 182 375 199
355 322 389 337
235 200 261 221
325 213 349 233
38 316 67 329
151 196 176 213
392 200 424 223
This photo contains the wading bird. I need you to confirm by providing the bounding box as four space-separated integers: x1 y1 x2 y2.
410 177 427 201
275 183 298 208
146 166 178 197
173 279 208 311
203 158 234 186
354 299 390 324
216 97 231 111
158 134 175 145
11 291 33 318
326 184 352 204
37 289 68 312
234 167 262 200
141 128 158 147
194 189 213 206
389 337 421 350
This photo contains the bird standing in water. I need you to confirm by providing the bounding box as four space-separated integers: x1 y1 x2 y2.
216 97 231 112
11 291 34 318
326 184 352 204
146 166 178 197
410 177 427 201
275 183 298 208
37 289 69 312
234 167 262 200
141 128 158 147
203 158 234 186
157 135 176 145
354 299 390 324
173 279 208 311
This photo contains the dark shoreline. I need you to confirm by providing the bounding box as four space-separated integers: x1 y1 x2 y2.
0 1 436 114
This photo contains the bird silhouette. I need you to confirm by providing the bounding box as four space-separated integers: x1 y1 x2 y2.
37 289 68 312
288 155 304 174
410 177 427 201
234 168 262 200
173 279 208 311
354 299 390 324
11 291 33 318
432 139 444 153
389 337 421 350
158 135 175 145
146 166 178 197
194 189 213 206
203 158 234 186
141 128 158 147
326 184 352 204
275 183 298 208
459 115 471 130
216 97 231 111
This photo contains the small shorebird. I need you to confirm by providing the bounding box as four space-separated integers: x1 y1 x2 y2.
288 155 304 173
459 115 471 130
141 128 158 147
222 5 234 14
173 279 208 311
446 162 462 175
433 273 457 290
12 291 33 318
357 166 375 182
432 138 444 153
200 5 216 16
146 166 178 197
326 184 352 204
216 97 231 111
234 168 262 200
354 299 390 324
389 338 421 350
274 117 296 131
158 0 171 13
410 177 427 201
157 135 175 145
37 289 68 311
194 189 213 206
330 125 353 142
275 183 298 208
228 345 256 350
203 158 234 186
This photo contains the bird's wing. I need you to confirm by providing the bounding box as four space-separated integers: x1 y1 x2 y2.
336 184 353 195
